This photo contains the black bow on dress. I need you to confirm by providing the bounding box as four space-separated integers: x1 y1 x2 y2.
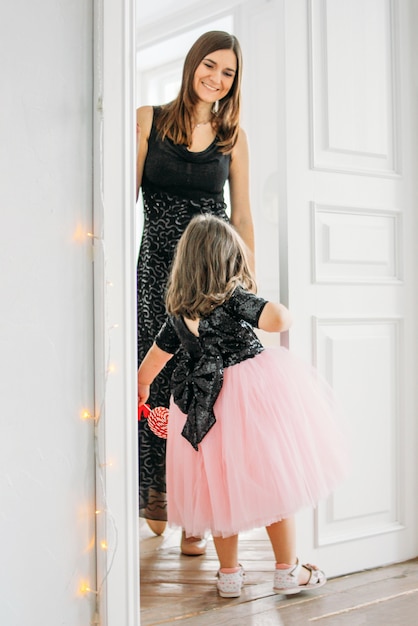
171 349 223 451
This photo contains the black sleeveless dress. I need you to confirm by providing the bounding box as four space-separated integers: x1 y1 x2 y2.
137 106 231 520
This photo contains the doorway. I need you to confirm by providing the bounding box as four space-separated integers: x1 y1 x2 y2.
135 0 418 582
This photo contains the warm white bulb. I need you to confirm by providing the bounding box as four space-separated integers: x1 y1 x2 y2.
79 581 91 594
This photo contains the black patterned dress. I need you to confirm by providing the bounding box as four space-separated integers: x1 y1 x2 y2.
137 106 231 520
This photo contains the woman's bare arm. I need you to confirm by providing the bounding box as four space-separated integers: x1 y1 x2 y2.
136 105 153 200
228 128 255 273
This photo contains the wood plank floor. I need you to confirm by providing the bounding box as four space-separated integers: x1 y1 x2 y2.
139 521 418 625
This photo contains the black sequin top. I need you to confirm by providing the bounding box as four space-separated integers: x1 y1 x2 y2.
155 287 268 450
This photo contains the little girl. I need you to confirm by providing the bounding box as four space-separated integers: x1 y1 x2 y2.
138 214 348 598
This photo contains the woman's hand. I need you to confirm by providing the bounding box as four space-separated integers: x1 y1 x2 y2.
136 122 141 158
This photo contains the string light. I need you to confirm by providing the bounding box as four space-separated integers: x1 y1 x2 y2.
73 224 88 242
78 226 120 618
80 31 124 617
79 581 98 596
81 409 97 421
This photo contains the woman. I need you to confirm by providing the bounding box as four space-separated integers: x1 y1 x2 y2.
136 30 254 554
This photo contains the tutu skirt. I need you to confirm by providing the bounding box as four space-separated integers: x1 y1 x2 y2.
166 347 349 538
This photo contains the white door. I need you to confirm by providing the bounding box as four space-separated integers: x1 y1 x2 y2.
281 0 418 576
136 0 418 578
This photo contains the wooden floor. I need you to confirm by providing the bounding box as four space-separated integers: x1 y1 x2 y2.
139 521 418 625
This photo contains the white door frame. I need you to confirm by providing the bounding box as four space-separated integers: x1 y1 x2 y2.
94 0 417 620
93 0 139 624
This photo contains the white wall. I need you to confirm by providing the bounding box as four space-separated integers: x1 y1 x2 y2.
0 2 96 624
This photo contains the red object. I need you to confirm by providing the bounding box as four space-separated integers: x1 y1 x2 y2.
138 404 151 420
138 404 169 439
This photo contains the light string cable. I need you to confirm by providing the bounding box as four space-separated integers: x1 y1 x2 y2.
82 0 119 617
92 80 119 601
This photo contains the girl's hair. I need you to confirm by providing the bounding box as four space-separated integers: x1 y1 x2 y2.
166 214 256 319
156 31 243 154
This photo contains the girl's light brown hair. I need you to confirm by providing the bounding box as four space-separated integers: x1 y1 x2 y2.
165 214 256 319
156 31 243 154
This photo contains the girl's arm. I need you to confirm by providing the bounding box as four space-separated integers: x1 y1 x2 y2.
136 105 153 200
258 302 293 333
137 342 173 406
228 128 255 274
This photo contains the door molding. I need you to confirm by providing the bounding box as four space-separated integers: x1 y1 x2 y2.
93 0 139 624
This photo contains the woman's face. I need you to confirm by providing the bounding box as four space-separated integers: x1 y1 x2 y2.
193 48 237 105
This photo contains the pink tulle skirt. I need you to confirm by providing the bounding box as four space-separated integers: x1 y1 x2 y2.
166 347 349 538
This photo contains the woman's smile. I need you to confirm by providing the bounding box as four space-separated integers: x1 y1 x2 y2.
193 48 237 104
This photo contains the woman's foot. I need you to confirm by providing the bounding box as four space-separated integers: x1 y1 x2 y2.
145 518 167 536
180 530 207 556
273 559 326 595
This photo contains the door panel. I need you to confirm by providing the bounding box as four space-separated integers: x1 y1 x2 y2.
284 0 417 575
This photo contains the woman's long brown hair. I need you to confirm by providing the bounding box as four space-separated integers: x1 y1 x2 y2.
156 31 243 154
165 215 256 319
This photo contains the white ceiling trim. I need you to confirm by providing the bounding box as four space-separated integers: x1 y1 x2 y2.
136 0 244 48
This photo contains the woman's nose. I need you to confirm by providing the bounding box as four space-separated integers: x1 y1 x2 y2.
209 68 221 84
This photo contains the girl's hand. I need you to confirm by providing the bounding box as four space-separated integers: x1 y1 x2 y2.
138 382 150 407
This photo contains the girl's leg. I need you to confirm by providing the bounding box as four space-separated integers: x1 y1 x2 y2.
266 517 296 564
266 517 311 585
212 534 239 569
213 534 244 598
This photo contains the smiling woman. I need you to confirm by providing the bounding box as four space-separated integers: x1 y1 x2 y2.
136 30 255 554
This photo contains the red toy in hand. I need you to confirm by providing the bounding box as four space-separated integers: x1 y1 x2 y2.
138 404 169 439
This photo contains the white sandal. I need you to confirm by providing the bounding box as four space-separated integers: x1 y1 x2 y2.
216 566 245 598
273 558 326 595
